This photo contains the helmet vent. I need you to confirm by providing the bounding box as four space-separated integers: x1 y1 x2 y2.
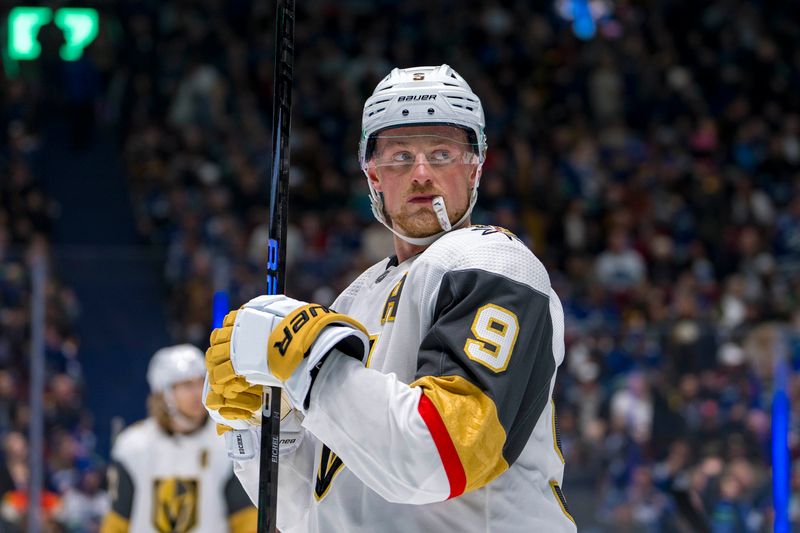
446 95 478 103
368 107 386 117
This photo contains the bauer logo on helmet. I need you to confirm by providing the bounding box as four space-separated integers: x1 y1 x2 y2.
397 94 437 102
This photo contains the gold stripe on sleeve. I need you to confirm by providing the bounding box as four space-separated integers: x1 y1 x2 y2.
412 375 509 494
99 511 130 533
228 506 258 533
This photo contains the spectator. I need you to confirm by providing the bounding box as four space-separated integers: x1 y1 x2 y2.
594 229 647 293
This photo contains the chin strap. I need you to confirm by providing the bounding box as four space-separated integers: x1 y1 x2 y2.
370 194 473 246
366 166 482 246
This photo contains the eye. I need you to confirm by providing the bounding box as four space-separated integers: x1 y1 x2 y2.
430 149 452 163
390 151 414 163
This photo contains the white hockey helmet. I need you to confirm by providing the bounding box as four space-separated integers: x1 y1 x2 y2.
146 344 206 393
359 64 486 167
359 65 487 245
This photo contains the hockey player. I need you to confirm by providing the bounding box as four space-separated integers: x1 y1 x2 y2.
204 65 576 532
101 344 256 533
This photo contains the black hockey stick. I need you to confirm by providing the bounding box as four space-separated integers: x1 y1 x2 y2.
260 1 295 532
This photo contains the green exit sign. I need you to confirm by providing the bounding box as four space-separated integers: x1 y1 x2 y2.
8 7 99 61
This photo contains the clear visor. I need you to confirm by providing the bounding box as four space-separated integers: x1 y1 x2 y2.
369 130 480 173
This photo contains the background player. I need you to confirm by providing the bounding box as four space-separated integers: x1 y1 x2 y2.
101 344 256 533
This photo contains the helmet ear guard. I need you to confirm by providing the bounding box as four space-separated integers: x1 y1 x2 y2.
359 65 487 244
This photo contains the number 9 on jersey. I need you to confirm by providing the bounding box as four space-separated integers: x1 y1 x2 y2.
463 304 519 372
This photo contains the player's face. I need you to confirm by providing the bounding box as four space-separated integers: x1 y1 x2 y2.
171 376 206 422
368 125 479 237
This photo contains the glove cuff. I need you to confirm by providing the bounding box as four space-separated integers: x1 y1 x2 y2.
230 307 284 387
283 324 370 413
268 304 368 381
225 428 259 461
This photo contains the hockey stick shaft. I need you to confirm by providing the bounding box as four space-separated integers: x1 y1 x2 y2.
260 1 295 532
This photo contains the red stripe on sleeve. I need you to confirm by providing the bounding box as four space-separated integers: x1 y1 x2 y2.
417 392 467 499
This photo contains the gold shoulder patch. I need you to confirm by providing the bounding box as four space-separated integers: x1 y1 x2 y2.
469 225 519 241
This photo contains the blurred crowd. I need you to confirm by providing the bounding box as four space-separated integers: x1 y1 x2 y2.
3 0 800 530
0 77 105 529
116 1 800 530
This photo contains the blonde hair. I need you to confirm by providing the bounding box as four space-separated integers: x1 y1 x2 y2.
147 392 174 432
147 391 208 434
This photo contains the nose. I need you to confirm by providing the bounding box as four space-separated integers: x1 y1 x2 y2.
410 152 434 184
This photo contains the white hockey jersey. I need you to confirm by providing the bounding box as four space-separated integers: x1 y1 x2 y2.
101 417 256 533
236 226 576 532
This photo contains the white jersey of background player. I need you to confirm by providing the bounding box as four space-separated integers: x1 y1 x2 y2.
101 345 256 533
203 65 576 532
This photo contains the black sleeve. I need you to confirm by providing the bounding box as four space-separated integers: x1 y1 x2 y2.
415 268 556 466
108 460 135 519
224 473 254 515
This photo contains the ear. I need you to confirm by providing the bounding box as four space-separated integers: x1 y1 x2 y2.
469 164 482 189
367 164 383 193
